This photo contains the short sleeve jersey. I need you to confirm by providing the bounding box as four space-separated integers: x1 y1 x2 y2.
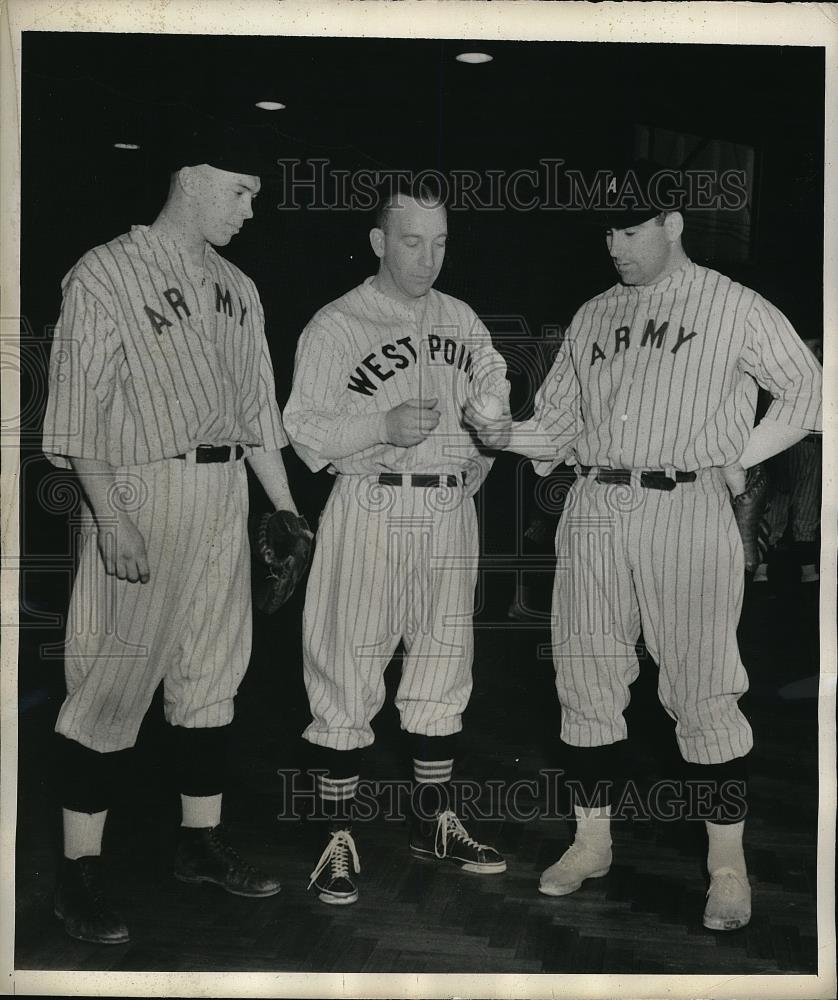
283 277 509 477
42 225 287 469
522 262 822 475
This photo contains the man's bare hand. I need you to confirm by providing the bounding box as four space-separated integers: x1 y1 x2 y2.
384 398 441 447
97 513 150 583
462 395 512 449
722 462 747 498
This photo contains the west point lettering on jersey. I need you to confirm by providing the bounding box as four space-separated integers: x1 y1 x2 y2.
346 332 475 396
283 277 509 479
143 282 249 336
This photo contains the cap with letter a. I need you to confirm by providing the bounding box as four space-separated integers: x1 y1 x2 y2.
598 158 686 231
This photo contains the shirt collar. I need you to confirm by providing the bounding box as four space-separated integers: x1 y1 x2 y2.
618 260 696 297
362 275 429 319
132 224 212 277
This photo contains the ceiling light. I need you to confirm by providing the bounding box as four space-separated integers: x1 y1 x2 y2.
255 101 286 111
456 52 493 65
113 142 140 150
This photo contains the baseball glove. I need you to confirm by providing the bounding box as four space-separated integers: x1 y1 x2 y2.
249 509 313 613
729 463 770 573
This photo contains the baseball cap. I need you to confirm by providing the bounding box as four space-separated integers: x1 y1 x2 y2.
166 116 276 177
595 159 686 231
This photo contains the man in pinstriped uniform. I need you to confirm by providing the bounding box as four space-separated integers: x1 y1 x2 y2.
466 161 822 930
755 338 823 585
42 121 302 944
283 178 510 906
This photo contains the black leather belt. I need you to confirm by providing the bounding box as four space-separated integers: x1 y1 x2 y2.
579 466 697 492
177 445 245 463
378 473 461 488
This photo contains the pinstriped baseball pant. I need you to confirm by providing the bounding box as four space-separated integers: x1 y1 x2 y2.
56 459 251 752
302 474 478 752
551 468 753 765
765 436 822 545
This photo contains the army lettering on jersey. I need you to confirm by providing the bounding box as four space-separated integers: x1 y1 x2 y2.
347 333 475 397
42 225 287 469
517 262 822 474
517 259 823 769
143 282 249 336
589 318 700 364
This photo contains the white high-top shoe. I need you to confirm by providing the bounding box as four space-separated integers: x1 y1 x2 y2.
539 805 612 897
703 867 751 930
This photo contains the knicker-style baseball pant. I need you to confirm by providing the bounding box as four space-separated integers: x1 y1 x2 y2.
56 458 251 752
551 468 753 765
302 474 478 751
765 436 822 546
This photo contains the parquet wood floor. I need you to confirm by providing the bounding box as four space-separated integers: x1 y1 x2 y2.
14 568 824 975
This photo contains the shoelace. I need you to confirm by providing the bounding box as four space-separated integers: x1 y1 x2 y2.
433 810 488 860
206 828 260 879
308 829 361 890
78 860 112 911
708 868 748 898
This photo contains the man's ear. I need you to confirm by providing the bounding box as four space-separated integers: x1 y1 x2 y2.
663 211 684 242
369 227 385 260
177 165 200 197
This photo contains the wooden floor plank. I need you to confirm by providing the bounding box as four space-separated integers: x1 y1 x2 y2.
14 576 822 974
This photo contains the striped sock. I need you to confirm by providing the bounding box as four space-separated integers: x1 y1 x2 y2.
317 774 359 827
413 759 454 820
413 758 453 784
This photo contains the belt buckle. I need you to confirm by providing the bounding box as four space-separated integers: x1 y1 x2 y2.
641 471 676 491
595 468 629 485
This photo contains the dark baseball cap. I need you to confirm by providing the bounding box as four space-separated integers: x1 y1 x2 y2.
166 116 276 177
594 159 686 231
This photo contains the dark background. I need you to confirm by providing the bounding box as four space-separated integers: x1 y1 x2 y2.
13 31 826 976
18 32 824 702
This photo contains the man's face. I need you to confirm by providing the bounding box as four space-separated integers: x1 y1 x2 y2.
606 215 673 286
191 165 260 246
373 195 447 302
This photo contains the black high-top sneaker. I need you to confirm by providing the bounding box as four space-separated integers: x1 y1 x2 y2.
409 810 506 874
308 827 361 905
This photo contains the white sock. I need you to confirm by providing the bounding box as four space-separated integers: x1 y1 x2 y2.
706 819 747 876
63 808 107 860
573 804 612 854
180 793 222 829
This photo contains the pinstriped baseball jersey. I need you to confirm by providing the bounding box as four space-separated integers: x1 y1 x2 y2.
42 225 287 752
283 277 508 483
510 259 822 766
285 278 508 752
42 225 286 469
516 262 822 475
